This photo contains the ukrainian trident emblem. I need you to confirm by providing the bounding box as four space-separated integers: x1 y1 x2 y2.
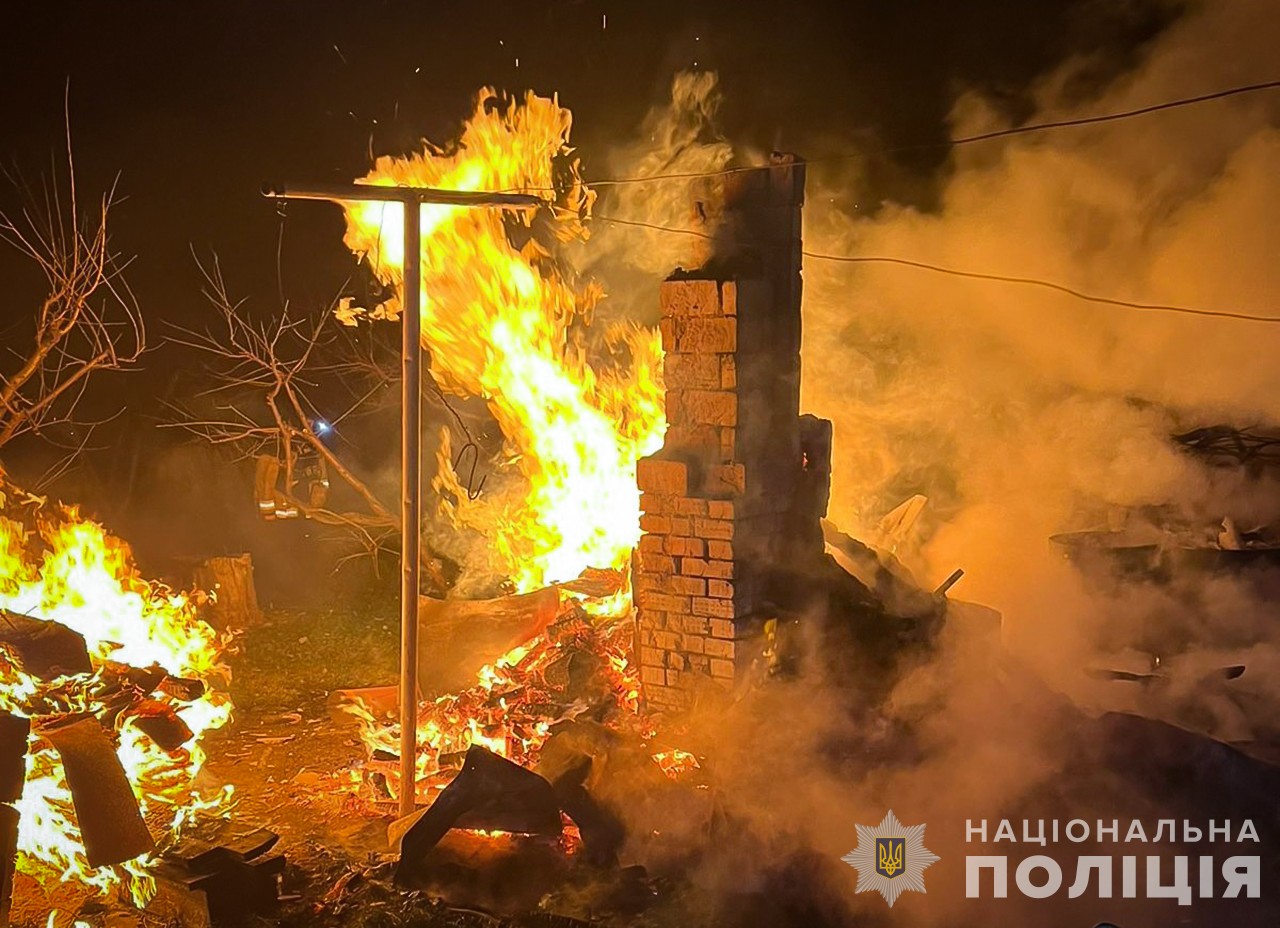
842 810 939 907
876 837 906 878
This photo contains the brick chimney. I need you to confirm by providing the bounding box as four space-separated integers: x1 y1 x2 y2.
634 154 832 709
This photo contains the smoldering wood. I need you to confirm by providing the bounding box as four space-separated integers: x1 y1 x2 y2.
106 660 168 695
555 567 625 599
123 699 194 752
0 714 29 804
38 715 154 867
820 521 935 619
415 587 559 697
327 684 398 727
0 713 28 924
192 554 261 628
167 827 279 875
545 754 625 867
396 829 572 914
395 745 563 882
0 805 19 927
155 674 207 702
0 611 92 680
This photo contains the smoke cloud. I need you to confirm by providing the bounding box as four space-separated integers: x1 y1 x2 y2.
802 0 1280 716
584 2 1280 925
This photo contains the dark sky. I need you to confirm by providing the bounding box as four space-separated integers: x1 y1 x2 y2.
0 0 1179 587
0 0 1178 318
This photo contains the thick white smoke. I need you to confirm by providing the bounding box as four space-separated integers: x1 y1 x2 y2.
802 0 1280 724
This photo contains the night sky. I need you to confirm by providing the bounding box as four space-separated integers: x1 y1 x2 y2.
0 0 1179 592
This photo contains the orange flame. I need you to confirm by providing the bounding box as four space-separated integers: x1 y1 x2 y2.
0 475 233 905
340 88 666 591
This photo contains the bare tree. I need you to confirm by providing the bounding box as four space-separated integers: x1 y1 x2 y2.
0 143 144 461
168 255 475 592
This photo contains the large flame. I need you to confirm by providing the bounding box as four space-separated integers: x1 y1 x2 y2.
341 88 666 591
0 475 232 906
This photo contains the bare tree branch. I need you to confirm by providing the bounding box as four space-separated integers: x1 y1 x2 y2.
167 253 453 591
0 133 144 452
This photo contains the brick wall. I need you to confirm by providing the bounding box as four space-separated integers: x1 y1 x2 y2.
634 155 832 709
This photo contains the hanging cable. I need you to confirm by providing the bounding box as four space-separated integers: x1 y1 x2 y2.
588 213 1280 324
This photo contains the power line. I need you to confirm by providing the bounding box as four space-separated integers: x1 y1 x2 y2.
492 78 1280 194
903 78 1280 150
586 78 1280 186
593 214 1280 324
803 253 1280 324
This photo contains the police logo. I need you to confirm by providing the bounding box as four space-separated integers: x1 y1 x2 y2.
842 810 939 907
876 837 906 878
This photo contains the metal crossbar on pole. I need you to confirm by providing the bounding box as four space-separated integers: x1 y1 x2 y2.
261 181 542 818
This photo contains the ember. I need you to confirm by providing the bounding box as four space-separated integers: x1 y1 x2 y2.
338 594 642 809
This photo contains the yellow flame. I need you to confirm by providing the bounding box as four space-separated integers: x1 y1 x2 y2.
341 88 666 591
0 474 232 905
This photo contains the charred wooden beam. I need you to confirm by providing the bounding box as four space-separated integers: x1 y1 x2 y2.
38 715 154 866
0 611 91 680
122 699 194 752
0 715 28 805
0 713 29 925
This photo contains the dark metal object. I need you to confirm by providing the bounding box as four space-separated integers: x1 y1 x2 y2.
933 568 964 596
396 745 563 882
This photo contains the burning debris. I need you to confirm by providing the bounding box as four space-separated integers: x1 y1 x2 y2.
0 472 235 915
333 591 643 812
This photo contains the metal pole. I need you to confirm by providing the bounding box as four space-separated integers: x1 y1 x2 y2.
260 181 541 819
262 181 542 208
399 197 422 818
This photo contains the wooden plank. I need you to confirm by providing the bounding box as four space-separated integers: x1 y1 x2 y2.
415 588 559 696
0 611 92 680
38 716 154 867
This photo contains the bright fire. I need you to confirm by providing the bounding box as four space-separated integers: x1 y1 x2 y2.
342 606 642 806
0 473 233 906
335 88 673 805
340 88 667 592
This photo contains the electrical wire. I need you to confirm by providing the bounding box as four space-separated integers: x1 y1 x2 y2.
592 214 1280 324
585 78 1280 187
488 78 1280 194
